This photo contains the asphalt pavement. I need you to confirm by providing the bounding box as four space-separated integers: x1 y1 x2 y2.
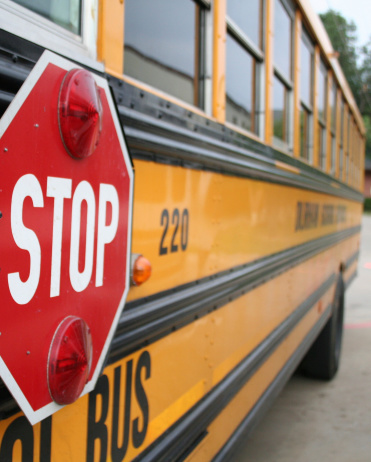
232 214 371 462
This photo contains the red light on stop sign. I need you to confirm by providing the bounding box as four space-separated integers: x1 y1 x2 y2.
48 316 93 405
58 68 103 159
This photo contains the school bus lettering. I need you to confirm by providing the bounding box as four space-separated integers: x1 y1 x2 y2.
295 202 319 231
8 174 119 304
159 208 189 255
296 202 348 231
321 204 335 226
86 351 151 462
0 416 52 462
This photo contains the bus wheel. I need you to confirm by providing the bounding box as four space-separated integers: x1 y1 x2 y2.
300 276 345 381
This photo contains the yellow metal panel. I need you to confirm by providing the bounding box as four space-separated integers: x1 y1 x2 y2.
129 159 362 301
0 236 359 461
97 0 124 75
212 0 226 123
186 296 332 461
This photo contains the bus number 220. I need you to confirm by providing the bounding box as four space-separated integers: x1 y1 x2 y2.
159 208 189 255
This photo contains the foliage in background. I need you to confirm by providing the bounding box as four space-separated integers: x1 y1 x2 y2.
320 10 371 158
320 11 361 107
364 198 371 211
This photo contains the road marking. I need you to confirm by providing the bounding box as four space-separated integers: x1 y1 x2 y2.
345 321 371 329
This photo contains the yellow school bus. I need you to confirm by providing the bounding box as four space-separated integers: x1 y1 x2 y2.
0 0 364 460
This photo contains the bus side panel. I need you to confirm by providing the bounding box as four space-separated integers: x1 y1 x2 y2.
0 234 359 460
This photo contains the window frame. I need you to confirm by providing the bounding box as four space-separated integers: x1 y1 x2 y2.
299 28 314 163
123 0 210 111
0 0 101 70
345 111 351 183
339 98 345 179
225 0 265 137
329 80 337 175
317 58 328 170
272 0 294 150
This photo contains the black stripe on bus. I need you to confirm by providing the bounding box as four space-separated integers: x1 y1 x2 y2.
112 79 363 203
0 228 360 420
133 274 336 461
108 226 360 364
212 301 336 461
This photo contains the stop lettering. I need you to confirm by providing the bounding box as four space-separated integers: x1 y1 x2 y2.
9 174 119 304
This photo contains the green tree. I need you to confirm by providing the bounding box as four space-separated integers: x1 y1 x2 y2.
359 42 371 117
360 46 371 157
320 10 362 107
320 10 371 158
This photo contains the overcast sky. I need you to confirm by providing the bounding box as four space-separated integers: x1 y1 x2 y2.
309 0 371 48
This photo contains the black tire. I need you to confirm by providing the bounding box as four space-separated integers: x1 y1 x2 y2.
300 275 345 380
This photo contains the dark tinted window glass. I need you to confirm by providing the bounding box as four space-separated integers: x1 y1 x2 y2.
300 37 312 107
318 61 327 121
274 0 291 80
227 0 262 47
318 123 326 169
331 83 337 132
273 75 286 141
13 0 81 34
124 0 198 106
331 135 336 173
226 34 255 132
300 106 310 160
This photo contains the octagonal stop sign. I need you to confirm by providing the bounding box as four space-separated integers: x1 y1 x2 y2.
0 51 133 424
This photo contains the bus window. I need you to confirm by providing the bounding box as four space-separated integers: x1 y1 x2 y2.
227 0 263 48
226 35 257 132
330 80 337 175
346 112 351 182
12 0 81 35
124 0 207 108
299 29 314 162
273 0 294 148
318 58 327 170
339 98 344 178
226 0 264 135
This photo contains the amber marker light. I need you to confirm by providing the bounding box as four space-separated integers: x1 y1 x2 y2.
131 254 152 286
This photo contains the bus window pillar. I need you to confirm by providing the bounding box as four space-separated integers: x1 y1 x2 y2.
98 0 124 76
293 9 301 158
212 0 226 123
264 0 274 145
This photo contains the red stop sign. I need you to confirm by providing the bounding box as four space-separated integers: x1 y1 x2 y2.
0 51 133 424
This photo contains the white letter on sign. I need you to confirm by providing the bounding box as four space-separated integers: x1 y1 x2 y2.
69 181 96 293
47 177 72 297
95 184 119 287
8 174 44 305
